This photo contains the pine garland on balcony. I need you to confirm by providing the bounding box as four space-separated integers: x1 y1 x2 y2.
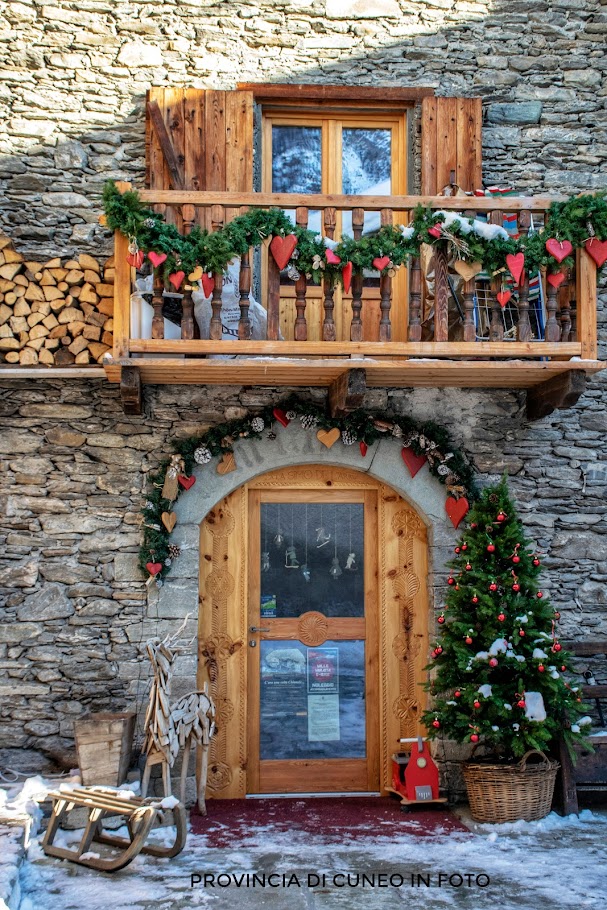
103 181 607 287
140 395 478 584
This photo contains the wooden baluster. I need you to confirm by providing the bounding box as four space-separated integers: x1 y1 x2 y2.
559 269 572 342
569 266 577 341
517 211 532 342
322 207 337 342
545 276 561 342
378 208 393 342
408 255 422 342
463 278 476 342
209 204 224 341
267 248 280 342
350 208 365 342
238 250 252 340
181 289 194 340
434 244 449 342
294 207 308 341
182 204 196 237
489 210 504 343
151 277 165 340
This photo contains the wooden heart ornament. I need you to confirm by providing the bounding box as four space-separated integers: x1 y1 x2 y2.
161 511 177 532
126 250 145 269
317 428 340 449
497 291 512 308
585 238 607 268
445 496 469 529
217 452 236 475
359 441 368 457
188 265 203 282
148 251 167 268
342 261 353 293
428 224 442 239
325 249 341 266
372 256 390 272
270 234 297 270
506 253 525 285
169 271 185 291
545 238 573 263
201 273 215 297
177 474 196 490
146 562 162 576
547 272 566 289
272 407 290 427
454 260 482 282
401 446 427 478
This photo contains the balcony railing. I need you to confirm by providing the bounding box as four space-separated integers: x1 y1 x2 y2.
105 186 604 398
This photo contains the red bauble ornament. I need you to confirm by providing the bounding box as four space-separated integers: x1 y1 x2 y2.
537 591 543 599
519 629 525 637
560 665 567 672
538 664 545 672
473 700 481 709
472 595 479 604
512 555 520 564
470 522 478 529
432 718 441 729
462 544 468 551
448 576 455 586
497 511 507 522
497 612 506 622
517 699 526 709
438 614 446 625
533 557 541 567
553 642 562 652
433 646 443 657
465 562 472 571
428 223 442 239
465 636 473 645
512 583 520 592
470 733 479 743
553 611 561 620
455 546 461 554
455 584 460 590
487 544 496 553
454 690 461 698
489 582 498 592
489 658 498 668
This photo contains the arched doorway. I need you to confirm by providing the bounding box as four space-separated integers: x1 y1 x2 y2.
197 466 430 798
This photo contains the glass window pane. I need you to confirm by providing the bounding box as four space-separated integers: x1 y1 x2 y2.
272 126 321 194
260 640 366 760
342 128 391 238
260 502 364 618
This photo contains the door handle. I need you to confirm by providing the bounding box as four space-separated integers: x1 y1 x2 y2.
249 626 270 633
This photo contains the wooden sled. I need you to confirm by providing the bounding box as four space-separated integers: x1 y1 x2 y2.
42 786 187 873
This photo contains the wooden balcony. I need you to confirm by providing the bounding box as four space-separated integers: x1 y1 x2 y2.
104 190 605 416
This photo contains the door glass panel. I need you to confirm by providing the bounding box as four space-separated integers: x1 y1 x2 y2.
272 126 322 238
342 127 392 238
260 639 366 760
260 502 364 618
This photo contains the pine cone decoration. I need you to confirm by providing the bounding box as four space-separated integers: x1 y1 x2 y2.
286 410 297 420
251 417 265 433
168 544 181 559
194 445 212 464
341 429 357 446
391 424 404 438
300 414 319 430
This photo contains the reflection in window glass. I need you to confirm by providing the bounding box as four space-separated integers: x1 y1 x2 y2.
260 502 364 618
260 639 366 760
272 126 322 194
342 128 391 239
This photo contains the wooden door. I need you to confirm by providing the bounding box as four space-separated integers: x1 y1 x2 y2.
198 466 430 800
246 487 380 794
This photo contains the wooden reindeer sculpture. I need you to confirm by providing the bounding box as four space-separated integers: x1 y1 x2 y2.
141 619 216 814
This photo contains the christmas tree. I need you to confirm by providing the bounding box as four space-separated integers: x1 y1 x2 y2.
423 478 591 759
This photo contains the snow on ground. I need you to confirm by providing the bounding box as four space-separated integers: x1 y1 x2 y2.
3 775 607 910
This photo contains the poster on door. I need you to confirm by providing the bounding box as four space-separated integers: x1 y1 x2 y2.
307 647 339 695
307 693 340 742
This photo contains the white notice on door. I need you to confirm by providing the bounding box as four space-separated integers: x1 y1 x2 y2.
307 694 340 742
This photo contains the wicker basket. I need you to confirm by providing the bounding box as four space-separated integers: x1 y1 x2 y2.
463 750 560 823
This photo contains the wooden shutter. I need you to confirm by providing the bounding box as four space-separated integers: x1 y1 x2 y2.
145 87 254 228
421 97 482 194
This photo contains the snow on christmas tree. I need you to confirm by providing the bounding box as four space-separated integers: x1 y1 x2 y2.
422 478 592 759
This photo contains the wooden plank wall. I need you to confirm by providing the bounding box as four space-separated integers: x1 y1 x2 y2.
421 97 482 194
146 88 254 228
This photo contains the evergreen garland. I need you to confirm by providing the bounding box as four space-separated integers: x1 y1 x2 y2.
103 182 607 285
140 395 478 582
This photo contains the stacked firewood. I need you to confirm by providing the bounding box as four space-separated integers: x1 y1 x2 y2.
0 233 114 366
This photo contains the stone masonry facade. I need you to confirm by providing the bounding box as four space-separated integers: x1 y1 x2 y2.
0 0 606 772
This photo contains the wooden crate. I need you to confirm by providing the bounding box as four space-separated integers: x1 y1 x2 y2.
74 712 136 786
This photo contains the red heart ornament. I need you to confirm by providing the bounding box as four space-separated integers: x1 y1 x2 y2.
359 441 368 457
270 234 297 270
146 562 162 576
547 272 566 289
325 248 341 266
201 273 215 297
445 496 469 529
585 238 607 268
126 250 145 269
372 256 390 272
342 261 353 294
428 224 442 239
272 407 290 427
497 291 511 308
169 271 185 291
545 238 573 263
178 474 196 490
401 447 427 478
148 251 167 268
506 253 525 285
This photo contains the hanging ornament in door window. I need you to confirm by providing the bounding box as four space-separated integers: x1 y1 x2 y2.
300 503 311 582
273 503 285 548
329 507 342 579
285 505 299 568
261 518 270 573
345 504 358 572
316 504 331 548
